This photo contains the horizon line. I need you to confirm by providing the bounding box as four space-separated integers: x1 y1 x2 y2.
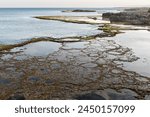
0 5 150 9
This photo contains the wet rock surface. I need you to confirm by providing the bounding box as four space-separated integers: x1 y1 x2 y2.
0 37 150 100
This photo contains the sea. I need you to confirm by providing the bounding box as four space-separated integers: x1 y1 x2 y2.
0 8 120 44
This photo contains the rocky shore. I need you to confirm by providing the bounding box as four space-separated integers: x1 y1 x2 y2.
0 37 150 100
0 9 150 100
102 8 150 25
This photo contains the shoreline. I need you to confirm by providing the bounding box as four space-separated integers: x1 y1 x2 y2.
0 8 150 100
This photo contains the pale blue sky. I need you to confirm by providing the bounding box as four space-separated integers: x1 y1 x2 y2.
0 0 149 8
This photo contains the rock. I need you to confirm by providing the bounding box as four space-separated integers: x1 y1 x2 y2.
8 94 25 100
124 8 139 12
102 11 150 25
62 9 96 12
144 95 150 100
74 93 106 100
102 13 114 20
124 8 149 12
107 89 138 100
95 89 138 100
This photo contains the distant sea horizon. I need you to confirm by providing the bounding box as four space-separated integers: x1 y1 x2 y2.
0 5 149 9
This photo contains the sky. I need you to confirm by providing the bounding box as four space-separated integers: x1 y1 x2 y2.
0 0 150 8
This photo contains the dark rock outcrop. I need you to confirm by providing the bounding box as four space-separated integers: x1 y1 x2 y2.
102 11 150 25
62 9 96 12
102 12 114 20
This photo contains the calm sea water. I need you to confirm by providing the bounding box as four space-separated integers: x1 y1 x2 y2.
0 8 120 44
109 30 150 77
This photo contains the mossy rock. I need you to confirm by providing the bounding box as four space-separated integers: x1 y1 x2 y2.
101 24 121 36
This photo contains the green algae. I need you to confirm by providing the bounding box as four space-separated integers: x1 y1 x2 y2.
99 24 122 36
